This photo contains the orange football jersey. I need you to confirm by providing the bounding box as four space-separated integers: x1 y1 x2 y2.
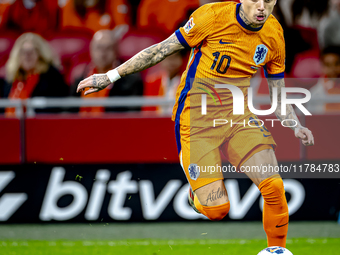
172 2 285 127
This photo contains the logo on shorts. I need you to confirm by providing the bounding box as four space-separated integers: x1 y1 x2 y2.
253 44 268 65
188 164 199 180
184 17 195 34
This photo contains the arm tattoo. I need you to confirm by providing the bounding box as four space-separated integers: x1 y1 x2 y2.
117 33 185 77
93 75 111 89
268 78 302 131
204 187 227 205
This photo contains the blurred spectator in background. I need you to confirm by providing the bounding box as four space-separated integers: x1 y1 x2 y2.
272 2 312 74
291 0 329 28
268 0 324 80
4 33 68 116
322 0 340 48
308 46 340 113
0 77 5 98
137 0 200 38
143 50 186 113
0 0 59 39
71 29 143 114
136 0 232 39
0 0 11 28
60 0 131 34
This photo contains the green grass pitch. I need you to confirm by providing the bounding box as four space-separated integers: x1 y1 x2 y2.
1 238 340 255
1 222 339 255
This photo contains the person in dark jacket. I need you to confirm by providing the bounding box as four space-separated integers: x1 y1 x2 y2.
4 32 68 115
70 29 143 113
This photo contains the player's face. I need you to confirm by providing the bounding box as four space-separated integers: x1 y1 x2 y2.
240 0 277 27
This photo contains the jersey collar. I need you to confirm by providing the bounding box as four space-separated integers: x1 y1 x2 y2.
236 3 263 32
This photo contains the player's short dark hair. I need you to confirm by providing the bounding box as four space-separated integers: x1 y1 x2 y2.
321 46 340 58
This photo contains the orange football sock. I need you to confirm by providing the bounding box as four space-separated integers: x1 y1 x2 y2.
194 194 230 221
259 174 289 248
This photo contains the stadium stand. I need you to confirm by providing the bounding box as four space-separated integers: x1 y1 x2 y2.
47 30 92 84
59 0 131 33
0 30 19 78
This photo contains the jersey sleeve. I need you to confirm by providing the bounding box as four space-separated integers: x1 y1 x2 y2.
264 29 285 79
175 4 215 48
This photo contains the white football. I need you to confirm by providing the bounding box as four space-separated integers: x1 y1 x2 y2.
257 246 293 255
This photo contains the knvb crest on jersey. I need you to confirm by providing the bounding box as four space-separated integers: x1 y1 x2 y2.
188 164 199 180
184 17 195 34
253 44 268 65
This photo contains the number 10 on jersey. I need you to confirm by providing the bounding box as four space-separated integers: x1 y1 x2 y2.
210 52 232 74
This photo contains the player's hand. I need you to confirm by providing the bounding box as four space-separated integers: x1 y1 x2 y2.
294 126 314 146
76 74 111 95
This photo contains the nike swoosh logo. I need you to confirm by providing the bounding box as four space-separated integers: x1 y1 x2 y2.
263 134 271 137
219 40 234 45
276 222 288 228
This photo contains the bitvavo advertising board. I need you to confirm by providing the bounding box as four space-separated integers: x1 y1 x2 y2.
0 164 339 223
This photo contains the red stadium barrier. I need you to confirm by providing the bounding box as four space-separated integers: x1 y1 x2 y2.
0 114 338 165
305 115 340 160
0 117 21 164
24 114 179 164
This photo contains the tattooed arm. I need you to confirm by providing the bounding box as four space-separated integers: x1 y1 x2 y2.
77 33 185 95
268 78 314 146
117 34 184 77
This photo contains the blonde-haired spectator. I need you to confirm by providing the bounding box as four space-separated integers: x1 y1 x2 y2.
4 33 68 115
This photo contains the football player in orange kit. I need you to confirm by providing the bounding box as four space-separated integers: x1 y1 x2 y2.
77 0 314 248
